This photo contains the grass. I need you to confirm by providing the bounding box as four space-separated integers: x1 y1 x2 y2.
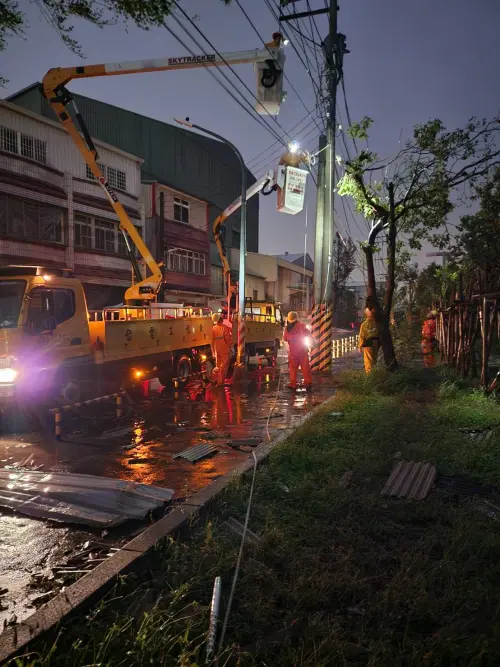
12 367 500 667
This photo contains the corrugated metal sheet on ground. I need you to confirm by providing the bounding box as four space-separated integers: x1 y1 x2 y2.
0 470 174 528
173 443 218 462
381 461 436 500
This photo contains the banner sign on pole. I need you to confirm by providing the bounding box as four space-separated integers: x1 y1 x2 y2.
277 166 308 215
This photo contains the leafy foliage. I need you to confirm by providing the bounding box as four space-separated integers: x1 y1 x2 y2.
339 116 500 252
457 167 500 283
337 115 500 369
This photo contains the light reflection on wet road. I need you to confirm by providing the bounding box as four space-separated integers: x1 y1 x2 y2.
0 356 345 628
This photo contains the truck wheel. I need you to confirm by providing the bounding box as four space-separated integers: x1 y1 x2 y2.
176 355 192 384
157 370 170 387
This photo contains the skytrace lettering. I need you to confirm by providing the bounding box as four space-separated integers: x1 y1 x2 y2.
168 54 216 66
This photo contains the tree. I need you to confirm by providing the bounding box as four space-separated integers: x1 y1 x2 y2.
337 115 500 371
0 0 230 64
457 167 500 288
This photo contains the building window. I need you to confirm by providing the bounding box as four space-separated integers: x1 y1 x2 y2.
94 219 116 253
173 197 190 224
166 247 205 275
0 125 47 165
0 126 18 154
0 193 63 243
86 162 127 192
74 212 142 256
211 266 224 290
74 214 92 249
118 230 128 256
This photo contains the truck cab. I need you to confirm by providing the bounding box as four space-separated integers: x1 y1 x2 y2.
0 266 92 403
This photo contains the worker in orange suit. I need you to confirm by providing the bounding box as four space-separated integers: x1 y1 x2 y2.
211 313 233 387
283 311 313 391
422 311 438 368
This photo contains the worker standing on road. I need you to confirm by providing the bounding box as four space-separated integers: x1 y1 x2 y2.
211 313 233 387
359 302 380 373
284 311 313 391
422 311 438 368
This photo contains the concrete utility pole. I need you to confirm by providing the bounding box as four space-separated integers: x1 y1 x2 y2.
281 2 347 369
313 135 327 306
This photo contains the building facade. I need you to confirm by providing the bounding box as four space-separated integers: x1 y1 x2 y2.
229 249 313 312
275 253 313 312
9 85 259 262
143 182 211 304
0 100 144 309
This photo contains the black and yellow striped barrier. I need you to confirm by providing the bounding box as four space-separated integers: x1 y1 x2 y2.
49 391 126 441
310 304 333 371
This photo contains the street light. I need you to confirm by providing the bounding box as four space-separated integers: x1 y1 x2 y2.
174 118 248 372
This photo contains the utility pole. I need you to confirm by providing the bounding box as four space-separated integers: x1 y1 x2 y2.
281 1 346 370
313 135 327 306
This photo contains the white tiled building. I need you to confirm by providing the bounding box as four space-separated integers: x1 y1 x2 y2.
0 100 144 308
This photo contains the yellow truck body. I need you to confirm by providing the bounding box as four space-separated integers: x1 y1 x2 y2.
0 268 283 406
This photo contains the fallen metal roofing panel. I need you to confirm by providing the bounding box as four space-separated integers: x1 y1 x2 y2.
381 461 436 500
173 443 218 462
0 470 174 527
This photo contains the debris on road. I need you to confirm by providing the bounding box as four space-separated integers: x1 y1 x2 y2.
173 444 218 463
230 438 261 448
0 470 174 527
381 461 436 500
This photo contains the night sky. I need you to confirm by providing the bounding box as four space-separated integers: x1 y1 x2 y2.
4 0 500 282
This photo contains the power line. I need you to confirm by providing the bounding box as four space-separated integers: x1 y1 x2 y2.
246 108 322 168
262 0 324 110
233 0 323 134
280 3 322 113
163 17 286 146
173 1 293 144
253 124 321 178
249 114 322 173
340 76 359 155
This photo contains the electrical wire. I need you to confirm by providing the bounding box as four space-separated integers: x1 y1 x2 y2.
173 1 293 143
247 109 323 169
217 450 258 659
280 4 319 114
253 127 321 179
340 76 359 155
251 118 322 175
262 0 324 110
163 19 286 146
233 0 323 134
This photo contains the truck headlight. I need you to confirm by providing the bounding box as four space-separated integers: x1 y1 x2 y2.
0 368 18 384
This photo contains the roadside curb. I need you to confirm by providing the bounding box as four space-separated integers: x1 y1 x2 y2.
0 414 313 664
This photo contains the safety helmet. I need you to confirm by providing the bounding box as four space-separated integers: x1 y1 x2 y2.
287 311 298 323
212 313 222 325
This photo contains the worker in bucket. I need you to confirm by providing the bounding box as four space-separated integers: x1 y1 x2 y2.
358 300 380 373
421 310 438 368
283 311 313 391
211 312 233 387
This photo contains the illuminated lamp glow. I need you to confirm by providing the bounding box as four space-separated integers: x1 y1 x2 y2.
0 368 18 383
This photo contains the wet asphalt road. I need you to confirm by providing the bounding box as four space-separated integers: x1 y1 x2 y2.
0 351 361 629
